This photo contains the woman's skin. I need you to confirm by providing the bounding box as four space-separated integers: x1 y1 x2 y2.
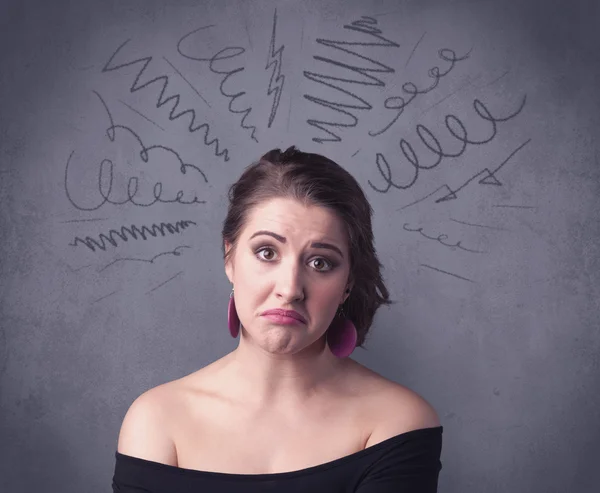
222 196 355 416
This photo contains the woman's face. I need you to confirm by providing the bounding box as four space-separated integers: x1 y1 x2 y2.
224 197 353 353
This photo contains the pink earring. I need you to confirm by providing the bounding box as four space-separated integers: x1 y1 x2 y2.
228 288 241 338
327 305 357 358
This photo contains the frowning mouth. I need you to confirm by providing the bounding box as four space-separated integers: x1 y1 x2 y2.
261 309 307 324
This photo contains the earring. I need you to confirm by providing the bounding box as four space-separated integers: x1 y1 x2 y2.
326 305 357 358
228 288 241 338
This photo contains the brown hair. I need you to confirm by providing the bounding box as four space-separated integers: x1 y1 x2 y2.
221 146 394 348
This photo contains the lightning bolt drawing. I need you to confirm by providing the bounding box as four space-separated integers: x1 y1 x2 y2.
266 9 285 128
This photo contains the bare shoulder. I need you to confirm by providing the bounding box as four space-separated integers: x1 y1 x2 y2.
361 371 441 448
116 382 179 465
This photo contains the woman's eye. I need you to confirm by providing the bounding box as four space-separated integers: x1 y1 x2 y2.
256 247 277 261
310 257 333 272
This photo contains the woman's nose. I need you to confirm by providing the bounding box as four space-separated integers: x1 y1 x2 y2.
274 263 305 301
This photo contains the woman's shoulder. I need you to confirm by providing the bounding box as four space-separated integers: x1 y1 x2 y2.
347 360 441 447
115 357 225 455
116 382 181 465
115 365 211 465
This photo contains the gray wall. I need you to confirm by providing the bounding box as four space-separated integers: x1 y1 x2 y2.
1 0 599 491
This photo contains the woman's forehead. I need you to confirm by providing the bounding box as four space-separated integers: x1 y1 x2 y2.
243 198 347 242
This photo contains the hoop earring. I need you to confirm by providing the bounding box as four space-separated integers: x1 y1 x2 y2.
228 288 240 338
326 305 357 358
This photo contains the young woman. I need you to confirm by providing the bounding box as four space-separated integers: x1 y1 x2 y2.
112 147 443 492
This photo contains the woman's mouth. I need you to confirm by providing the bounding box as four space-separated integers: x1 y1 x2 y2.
261 308 307 325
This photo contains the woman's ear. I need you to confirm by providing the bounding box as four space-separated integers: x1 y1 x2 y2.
342 281 354 303
224 241 234 283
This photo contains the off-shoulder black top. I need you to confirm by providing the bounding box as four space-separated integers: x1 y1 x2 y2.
112 425 443 492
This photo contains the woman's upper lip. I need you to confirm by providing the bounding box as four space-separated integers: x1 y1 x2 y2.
261 309 307 323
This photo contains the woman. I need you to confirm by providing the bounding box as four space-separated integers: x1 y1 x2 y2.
112 147 443 492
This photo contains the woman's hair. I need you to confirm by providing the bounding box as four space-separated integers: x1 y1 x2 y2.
221 146 393 348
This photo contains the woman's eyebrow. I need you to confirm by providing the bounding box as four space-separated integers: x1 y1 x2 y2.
249 230 344 258
250 230 286 243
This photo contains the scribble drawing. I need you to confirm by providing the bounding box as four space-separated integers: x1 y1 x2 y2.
402 223 487 253
99 245 191 272
368 96 528 194
420 74 482 116
405 32 426 67
420 263 474 283
64 91 208 211
92 290 120 304
176 27 258 142
102 39 230 161
476 69 510 89
61 218 108 223
434 138 531 203
266 9 285 128
303 16 400 143
368 47 472 138
70 220 197 252
450 218 507 231
492 204 536 209
162 56 211 108
146 270 184 294
244 20 253 50
93 89 208 184
119 99 166 130
397 138 531 209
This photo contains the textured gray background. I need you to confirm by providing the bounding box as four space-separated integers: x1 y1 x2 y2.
1 0 599 491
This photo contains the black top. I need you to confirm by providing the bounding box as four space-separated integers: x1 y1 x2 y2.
112 425 443 492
